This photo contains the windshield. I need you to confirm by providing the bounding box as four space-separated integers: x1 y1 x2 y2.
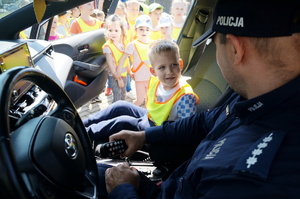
0 0 33 19
3 0 195 41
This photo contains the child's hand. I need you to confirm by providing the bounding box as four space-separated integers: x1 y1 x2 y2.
129 71 135 80
112 72 121 80
116 67 123 76
117 77 125 88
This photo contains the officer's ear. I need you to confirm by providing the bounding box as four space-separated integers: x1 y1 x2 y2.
150 67 157 76
226 34 245 66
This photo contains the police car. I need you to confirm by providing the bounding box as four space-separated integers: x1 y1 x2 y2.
0 0 229 198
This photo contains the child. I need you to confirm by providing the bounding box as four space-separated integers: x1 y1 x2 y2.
91 9 105 27
70 1 102 35
171 0 189 40
57 11 71 37
117 14 153 106
96 10 105 22
158 12 174 41
148 3 163 40
83 39 199 141
102 15 130 102
69 7 81 25
114 1 133 93
115 1 128 21
48 15 65 41
126 0 140 42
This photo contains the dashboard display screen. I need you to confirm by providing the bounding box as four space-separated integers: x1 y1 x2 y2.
0 43 34 73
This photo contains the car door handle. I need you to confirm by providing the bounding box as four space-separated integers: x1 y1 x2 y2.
78 44 89 53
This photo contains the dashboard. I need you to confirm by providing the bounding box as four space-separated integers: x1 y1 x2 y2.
0 39 73 131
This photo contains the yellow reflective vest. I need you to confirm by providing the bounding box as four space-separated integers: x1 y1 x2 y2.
131 40 152 73
146 76 199 125
77 17 101 33
150 29 163 40
102 40 129 77
172 27 182 41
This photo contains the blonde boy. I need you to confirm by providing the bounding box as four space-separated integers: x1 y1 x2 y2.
83 39 199 141
146 39 199 125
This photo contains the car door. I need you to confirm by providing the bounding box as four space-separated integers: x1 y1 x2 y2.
25 0 120 108
49 28 108 108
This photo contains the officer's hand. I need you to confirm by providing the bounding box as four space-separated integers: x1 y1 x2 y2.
109 130 145 158
105 162 140 193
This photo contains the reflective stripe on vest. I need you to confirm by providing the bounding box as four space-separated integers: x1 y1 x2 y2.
77 17 101 33
131 40 151 73
146 76 199 126
102 40 129 77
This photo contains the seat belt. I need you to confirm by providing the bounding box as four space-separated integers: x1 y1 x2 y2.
183 9 211 73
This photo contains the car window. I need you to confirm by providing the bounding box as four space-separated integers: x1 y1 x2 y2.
17 0 194 41
0 0 32 20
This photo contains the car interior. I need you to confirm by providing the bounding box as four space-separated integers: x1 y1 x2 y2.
0 0 233 198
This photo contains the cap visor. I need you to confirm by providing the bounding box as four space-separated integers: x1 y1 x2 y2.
192 28 215 47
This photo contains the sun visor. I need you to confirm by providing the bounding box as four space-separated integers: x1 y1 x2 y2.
33 0 47 23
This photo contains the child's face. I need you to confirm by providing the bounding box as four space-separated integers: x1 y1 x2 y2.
149 9 163 24
136 26 151 41
150 51 183 91
51 16 59 30
107 22 122 43
172 2 187 17
160 25 173 37
127 3 140 19
79 2 94 15
115 7 126 18
71 7 80 18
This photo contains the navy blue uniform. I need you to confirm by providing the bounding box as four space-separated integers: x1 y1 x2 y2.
107 76 300 198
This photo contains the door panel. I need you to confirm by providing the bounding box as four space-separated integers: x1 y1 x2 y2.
50 29 108 108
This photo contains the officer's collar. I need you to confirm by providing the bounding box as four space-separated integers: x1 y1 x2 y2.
232 76 300 122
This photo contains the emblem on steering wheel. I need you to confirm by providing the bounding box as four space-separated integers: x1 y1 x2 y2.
64 133 78 159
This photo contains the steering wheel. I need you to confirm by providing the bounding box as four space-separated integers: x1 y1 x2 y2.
0 67 99 198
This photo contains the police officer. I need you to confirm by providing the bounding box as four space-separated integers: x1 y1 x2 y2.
100 0 300 198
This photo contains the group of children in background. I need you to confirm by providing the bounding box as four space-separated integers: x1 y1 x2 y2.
48 0 195 121
103 0 190 107
49 2 106 41
43 0 200 139
83 0 201 140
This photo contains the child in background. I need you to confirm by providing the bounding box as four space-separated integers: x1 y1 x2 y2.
115 1 128 22
117 15 153 106
91 9 105 27
126 0 140 42
83 39 199 141
148 3 163 40
69 7 81 25
171 0 189 40
70 1 102 35
57 11 71 37
158 12 175 41
104 1 128 97
114 1 133 93
96 10 105 22
102 15 130 102
49 15 65 41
